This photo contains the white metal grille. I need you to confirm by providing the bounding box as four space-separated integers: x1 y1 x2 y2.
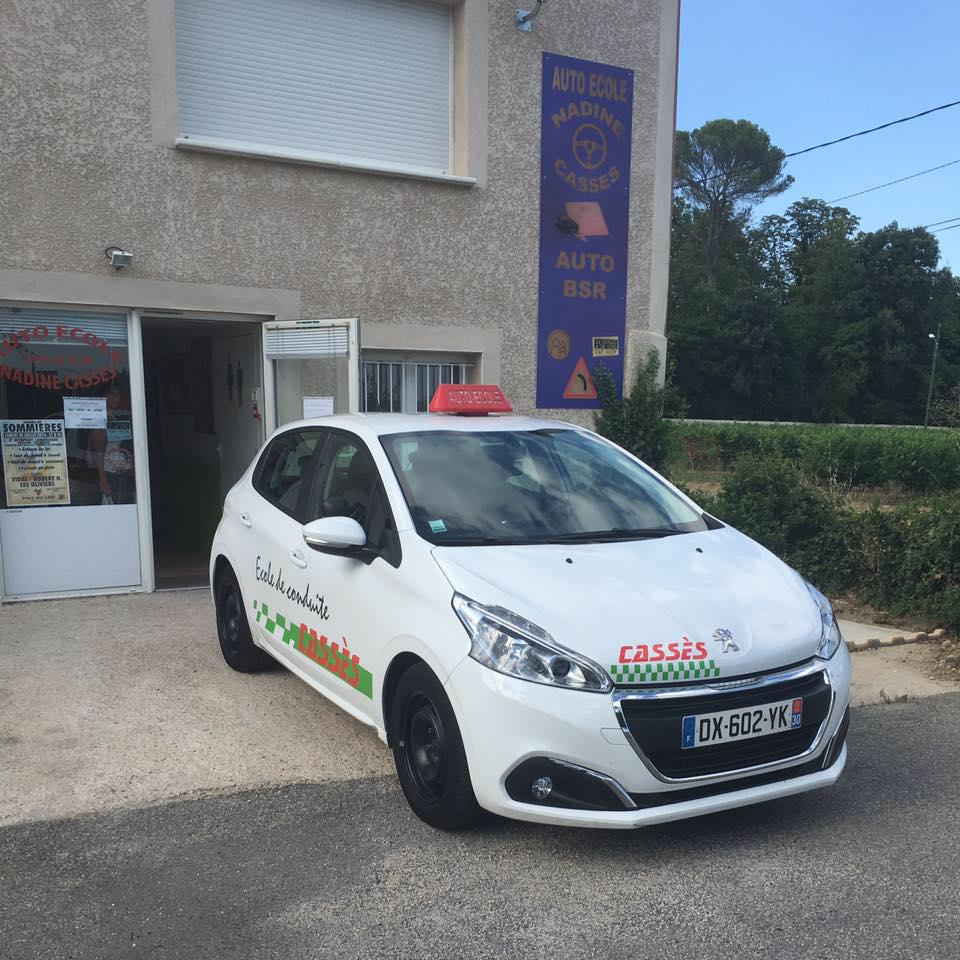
175 0 453 173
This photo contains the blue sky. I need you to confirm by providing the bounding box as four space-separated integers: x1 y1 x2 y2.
677 0 960 269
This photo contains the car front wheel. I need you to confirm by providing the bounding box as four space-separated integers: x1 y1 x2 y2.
390 662 482 830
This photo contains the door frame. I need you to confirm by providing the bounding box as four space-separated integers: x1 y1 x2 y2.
262 317 361 434
135 310 267 593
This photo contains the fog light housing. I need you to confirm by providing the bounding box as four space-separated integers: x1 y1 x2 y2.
505 757 635 811
531 776 553 800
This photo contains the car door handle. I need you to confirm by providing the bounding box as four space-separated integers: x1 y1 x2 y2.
289 548 308 569
239 512 253 528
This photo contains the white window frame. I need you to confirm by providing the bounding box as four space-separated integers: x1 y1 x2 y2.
171 0 474 187
149 0 487 186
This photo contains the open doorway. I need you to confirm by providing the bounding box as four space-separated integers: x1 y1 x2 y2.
141 316 264 589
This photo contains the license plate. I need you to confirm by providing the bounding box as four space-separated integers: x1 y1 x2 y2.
682 697 803 749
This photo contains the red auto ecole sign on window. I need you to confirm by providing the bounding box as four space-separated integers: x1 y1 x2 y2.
428 385 513 416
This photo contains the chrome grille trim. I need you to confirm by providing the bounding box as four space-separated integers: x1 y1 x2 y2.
611 659 835 785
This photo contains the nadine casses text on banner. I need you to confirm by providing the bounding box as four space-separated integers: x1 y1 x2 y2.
536 52 634 409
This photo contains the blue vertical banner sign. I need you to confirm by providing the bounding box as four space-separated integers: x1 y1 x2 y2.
536 53 634 409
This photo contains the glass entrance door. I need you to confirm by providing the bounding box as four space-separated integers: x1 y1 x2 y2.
0 308 141 597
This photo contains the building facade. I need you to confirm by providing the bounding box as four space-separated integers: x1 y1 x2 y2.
0 0 679 599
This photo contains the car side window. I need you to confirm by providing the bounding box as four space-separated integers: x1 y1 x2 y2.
308 433 378 526
306 432 401 567
253 430 322 520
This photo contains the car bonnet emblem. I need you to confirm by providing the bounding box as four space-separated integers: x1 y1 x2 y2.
712 628 739 653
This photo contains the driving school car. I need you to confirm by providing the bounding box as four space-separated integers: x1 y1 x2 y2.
209 385 851 830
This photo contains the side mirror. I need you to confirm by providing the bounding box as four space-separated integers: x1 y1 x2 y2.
302 516 367 552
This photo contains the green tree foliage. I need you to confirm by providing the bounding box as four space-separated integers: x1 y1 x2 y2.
594 350 680 471
674 120 793 286
668 120 960 424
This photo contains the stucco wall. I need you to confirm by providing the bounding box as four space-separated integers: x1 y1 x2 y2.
0 0 678 420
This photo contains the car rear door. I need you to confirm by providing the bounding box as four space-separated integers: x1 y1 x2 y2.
240 427 327 663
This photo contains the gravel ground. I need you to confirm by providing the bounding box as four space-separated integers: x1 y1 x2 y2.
1 591 957 828
1 694 959 960
0 591 392 826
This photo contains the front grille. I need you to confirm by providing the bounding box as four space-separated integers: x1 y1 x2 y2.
617 671 832 780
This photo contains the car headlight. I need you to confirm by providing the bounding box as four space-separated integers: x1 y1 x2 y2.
452 594 611 692
806 581 843 660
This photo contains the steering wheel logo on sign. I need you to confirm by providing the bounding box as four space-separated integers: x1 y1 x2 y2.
572 123 608 171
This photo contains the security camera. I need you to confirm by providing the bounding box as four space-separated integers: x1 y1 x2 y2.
105 246 133 270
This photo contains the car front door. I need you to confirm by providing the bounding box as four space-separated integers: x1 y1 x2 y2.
290 429 403 722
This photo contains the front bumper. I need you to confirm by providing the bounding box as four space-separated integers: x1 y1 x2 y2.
444 645 851 829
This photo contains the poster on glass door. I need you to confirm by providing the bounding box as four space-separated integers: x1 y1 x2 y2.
0 419 71 506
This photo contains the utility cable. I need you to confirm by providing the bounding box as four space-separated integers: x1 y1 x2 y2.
784 99 960 159
829 158 960 203
678 98 960 189
924 216 960 228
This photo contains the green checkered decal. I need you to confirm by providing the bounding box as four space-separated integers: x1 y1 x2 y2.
610 659 720 685
253 599 373 699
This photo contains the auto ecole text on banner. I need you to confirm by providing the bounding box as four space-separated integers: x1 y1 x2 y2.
536 52 634 409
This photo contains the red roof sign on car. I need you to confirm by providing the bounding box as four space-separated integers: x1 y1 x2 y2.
428 384 513 415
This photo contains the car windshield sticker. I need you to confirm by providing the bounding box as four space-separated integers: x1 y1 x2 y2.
253 599 373 699
428 519 447 533
610 660 720 684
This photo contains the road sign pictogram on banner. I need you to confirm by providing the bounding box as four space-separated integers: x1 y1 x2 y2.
562 357 597 400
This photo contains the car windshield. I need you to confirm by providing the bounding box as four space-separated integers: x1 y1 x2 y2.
380 428 708 545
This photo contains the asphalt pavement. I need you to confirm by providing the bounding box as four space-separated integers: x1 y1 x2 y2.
2 694 958 960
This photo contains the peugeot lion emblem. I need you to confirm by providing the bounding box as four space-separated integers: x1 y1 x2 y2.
712 628 739 653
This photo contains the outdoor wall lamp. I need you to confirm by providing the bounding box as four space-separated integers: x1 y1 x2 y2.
515 0 545 31
104 246 133 270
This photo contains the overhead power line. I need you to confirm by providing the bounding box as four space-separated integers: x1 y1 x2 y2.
933 222 960 233
924 215 960 228
784 98 960 159
829 158 960 203
680 98 960 189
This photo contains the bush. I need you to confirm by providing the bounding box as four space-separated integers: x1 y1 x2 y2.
697 454 960 631
671 421 960 492
855 498 960 630
595 350 675 472
706 455 857 594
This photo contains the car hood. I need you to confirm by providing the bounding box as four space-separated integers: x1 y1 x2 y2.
431 527 823 684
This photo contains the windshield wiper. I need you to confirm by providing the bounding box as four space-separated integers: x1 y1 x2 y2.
544 527 688 543
432 536 512 546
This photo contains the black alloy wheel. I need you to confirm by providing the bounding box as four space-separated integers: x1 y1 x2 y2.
401 694 448 804
390 662 482 830
215 566 271 673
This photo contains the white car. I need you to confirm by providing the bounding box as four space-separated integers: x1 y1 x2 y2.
209 386 850 830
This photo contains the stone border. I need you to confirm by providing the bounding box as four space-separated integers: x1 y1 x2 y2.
846 627 947 653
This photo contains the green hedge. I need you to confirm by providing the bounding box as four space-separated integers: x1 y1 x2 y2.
671 421 960 492
694 454 960 631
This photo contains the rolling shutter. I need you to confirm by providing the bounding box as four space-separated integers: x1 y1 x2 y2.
0 309 128 349
264 324 349 360
175 0 453 174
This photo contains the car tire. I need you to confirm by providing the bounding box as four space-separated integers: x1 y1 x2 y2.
390 662 482 830
215 566 271 673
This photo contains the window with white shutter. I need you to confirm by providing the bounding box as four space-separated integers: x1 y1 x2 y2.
175 0 454 176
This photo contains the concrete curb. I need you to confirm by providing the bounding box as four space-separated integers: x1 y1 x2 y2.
846 627 947 653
